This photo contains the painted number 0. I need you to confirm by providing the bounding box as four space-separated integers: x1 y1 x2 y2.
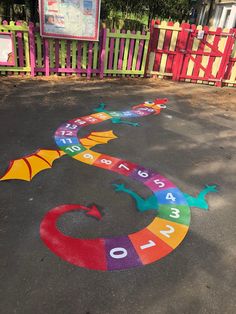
110 248 128 259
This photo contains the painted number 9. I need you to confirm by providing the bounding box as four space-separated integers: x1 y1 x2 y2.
84 154 94 159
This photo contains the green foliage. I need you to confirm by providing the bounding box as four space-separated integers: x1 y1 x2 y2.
101 0 190 28
1 0 190 25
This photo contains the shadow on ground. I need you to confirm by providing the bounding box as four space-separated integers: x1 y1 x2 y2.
0 78 235 314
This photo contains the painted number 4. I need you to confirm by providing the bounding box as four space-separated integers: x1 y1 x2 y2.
166 193 176 202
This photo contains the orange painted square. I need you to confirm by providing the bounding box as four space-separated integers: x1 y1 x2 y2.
73 150 101 165
91 113 112 121
129 227 173 265
147 217 189 249
94 154 121 170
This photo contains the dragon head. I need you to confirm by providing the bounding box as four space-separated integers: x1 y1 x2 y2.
132 98 168 114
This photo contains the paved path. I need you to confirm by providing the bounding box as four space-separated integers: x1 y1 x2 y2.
0 78 235 314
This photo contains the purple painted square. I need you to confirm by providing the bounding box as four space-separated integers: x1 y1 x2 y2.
132 109 151 116
105 236 143 271
130 166 156 183
70 118 88 127
54 127 78 137
144 173 176 192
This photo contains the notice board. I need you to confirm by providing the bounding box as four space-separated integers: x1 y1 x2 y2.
39 0 101 41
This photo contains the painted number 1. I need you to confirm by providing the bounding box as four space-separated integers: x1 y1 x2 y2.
140 240 156 250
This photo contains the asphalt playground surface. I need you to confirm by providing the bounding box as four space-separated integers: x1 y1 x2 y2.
0 78 236 314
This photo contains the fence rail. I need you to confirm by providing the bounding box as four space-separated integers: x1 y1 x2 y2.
1 20 236 87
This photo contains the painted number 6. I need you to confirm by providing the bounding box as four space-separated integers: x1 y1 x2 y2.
138 170 149 178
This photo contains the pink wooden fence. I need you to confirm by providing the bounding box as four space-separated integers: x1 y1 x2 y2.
1 20 236 87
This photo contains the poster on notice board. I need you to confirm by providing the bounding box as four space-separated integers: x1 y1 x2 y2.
0 32 15 66
39 0 101 41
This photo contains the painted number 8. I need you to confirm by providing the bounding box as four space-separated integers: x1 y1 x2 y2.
101 159 112 165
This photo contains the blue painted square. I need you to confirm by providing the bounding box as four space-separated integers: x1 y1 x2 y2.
55 136 79 147
154 188 188 205
121 111 139 118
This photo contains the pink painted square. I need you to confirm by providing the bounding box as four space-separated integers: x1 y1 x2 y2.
144 174 176 192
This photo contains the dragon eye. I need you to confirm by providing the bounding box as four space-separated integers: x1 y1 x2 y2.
156 104 167 109
145 101 154 105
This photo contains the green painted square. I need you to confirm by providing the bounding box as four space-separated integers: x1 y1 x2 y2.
108 111 122 117
62 144 86 156
157 204 191 226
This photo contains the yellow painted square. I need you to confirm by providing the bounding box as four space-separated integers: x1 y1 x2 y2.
91 113 112 121
147 217 189 249
73 150 101 165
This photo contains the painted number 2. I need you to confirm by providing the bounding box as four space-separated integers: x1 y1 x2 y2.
160 225 175 238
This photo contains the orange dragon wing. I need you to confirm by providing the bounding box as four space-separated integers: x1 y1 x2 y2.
0 130 117 181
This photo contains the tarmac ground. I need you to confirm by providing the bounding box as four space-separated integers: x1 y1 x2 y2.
0 77 236 314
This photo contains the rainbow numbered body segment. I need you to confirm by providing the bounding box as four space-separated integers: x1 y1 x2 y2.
40 100 191 271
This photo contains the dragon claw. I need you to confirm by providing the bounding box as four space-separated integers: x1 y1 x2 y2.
112 183 126 192
205 184 218 192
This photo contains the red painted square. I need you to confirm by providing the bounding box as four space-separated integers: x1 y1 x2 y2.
94 154 121 170
111 160 138 176
129 227 173 265
82 115 102 125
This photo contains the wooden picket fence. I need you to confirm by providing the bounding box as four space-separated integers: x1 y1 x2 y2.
1 20 236 87
0 21 150 78
147 20 236 87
